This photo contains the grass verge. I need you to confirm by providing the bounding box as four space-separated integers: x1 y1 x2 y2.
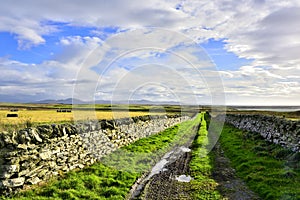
4 115 200 200
188 113 222 199
219 124 300 199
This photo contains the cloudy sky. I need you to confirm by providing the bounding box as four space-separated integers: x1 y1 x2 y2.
0 0 300 105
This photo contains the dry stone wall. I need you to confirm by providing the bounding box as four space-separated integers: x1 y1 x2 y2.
217 114 300 152
0 115 189 195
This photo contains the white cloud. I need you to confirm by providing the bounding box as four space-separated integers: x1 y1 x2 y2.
0 35 105 101
1 0 300 105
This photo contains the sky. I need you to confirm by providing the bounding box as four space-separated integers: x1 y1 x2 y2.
0 0 300 106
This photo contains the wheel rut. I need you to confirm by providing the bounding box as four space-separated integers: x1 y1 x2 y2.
141 150 193 200
212 141 260 200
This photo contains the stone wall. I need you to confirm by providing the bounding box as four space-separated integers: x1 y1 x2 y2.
217 114 300 152
0 115 189 195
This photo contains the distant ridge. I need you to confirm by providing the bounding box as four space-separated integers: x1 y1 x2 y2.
33 98 181 105
33 98 86 104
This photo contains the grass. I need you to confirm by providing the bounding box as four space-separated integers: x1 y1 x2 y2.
10 165 139 200
219 124 300 199
4 115 200 199
188 113 222 199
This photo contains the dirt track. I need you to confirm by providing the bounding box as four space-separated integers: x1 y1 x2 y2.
138 143 260 200
141 151 192 199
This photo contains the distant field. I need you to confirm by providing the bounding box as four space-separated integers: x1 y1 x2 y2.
0 108 161 132
1 103 298 132
226 110 300 121
0 110 153 123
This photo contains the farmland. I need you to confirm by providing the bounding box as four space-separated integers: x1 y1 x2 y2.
0 103 172 132
0 110 155 124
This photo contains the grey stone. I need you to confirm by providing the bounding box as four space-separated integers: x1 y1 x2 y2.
29 128 43 143
17 144 27 150
0 165 19 179
25 165 43 177
2 177 25 187
27 177 41 185
39 151 52 160
18 169 30 177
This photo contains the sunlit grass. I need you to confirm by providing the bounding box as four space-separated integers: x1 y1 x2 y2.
188 113 222 199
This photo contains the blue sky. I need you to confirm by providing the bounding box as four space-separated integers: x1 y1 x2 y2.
201 39 254 71
0 0 300 105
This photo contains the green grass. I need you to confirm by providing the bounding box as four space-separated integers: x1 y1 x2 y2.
219 124 300 199
4 115 201 200
188 113 222 199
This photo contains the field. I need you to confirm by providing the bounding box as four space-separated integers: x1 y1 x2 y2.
0 110 156 124
0 103 173 132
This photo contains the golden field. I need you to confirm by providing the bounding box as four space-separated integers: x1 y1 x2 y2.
0 109 158 132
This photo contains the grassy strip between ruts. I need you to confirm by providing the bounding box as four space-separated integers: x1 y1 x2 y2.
219 124 300 199
4 115 201 200
188 113 222 199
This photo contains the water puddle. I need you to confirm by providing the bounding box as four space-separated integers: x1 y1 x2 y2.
175 175 193 182
149 159 168 177
180 147 191 152
129 146 193 199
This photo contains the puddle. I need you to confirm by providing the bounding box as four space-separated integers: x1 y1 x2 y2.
162 150 174 159
129 145 194 199
149 159 169 177
175 175 193 182
180 147 191 152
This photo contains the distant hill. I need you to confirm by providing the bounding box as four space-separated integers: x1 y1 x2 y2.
33 98 181 105
128 99 181 105
33 98 86 104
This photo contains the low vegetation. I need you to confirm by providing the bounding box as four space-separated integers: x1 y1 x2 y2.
188 113 222 199
219 124 300 199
